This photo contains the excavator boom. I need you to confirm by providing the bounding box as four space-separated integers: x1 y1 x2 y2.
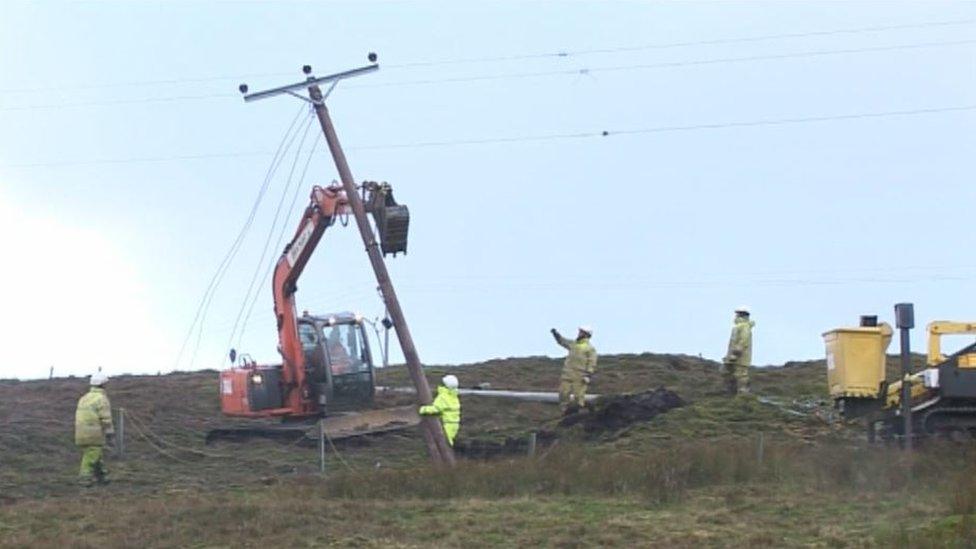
271 185 349 417
927 321 976 366
218 182 413 421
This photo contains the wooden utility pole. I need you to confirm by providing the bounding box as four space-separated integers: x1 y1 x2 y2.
240 58 455 466
308 83 455 466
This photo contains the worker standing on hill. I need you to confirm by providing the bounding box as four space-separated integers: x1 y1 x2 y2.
551 326 598 414
723 307 755 396
74 372 115 487
419 374 461 446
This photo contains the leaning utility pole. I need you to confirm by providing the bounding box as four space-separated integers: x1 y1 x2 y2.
239 55 455 466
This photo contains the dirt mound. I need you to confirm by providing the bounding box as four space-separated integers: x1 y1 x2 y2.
559 387 685 432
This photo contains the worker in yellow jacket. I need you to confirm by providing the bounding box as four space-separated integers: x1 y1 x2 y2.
551 326 598 414
419 374 461 446
74 372 115 486
723 307 755 396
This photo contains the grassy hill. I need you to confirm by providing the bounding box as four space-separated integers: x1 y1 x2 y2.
1 353 974 547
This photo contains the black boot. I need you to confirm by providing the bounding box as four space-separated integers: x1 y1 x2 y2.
93 462 110 486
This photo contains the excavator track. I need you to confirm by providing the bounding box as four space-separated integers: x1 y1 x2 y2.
873 405 976 442
921 406 976 437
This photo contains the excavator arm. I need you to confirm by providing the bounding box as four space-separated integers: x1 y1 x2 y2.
928 321 976 367
272 184 349 416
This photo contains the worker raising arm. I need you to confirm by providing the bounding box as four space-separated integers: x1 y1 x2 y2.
551 326 598 414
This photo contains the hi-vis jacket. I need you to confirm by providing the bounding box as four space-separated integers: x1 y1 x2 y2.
556 336 598 381
419 385 461 446
75 387 114 447
725 317 755 367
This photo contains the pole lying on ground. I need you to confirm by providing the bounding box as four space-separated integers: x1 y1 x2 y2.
377 385 601 403
895 303 915 451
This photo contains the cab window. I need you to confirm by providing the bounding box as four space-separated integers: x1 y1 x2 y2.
322 323 369 375
298 323 319 352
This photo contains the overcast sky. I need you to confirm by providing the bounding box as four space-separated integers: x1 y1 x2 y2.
1 1 974 380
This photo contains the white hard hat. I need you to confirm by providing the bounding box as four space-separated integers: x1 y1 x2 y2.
442 374 459 389
734 306 751 314
578 325 594 335
90 372 109 386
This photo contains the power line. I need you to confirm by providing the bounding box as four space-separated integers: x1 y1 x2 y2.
2 150 269 169
0 18 970 94
236 132 323 351
349 39 976 89
0 92 234 111
608 104 976 137
1 38 973 112
5 104 974 170
187 111 316 370
225 115 316 357
206 267 976 334
0 73 291 95
523 18 976 58
391 18 976 67
355 105 976 150
173 105 308 371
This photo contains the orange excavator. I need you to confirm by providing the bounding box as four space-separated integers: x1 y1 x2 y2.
216 181 410 424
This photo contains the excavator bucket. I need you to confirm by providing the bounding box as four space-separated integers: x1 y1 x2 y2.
366 181 409 256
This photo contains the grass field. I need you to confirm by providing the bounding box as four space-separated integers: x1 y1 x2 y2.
2 352 974 547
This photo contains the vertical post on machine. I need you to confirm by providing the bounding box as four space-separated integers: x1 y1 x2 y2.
239 56 455 466
894 302 915 451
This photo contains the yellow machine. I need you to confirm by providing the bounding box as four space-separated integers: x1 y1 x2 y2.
824 323 891 400
824 317 976 440
928 322 976 368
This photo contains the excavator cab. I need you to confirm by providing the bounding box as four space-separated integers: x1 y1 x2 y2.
220 312 376 418
299 311 376 409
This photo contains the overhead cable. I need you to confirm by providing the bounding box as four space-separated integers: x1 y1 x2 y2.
224 114 317 357
236 132 323 351
0 18 970 94
172 105 306 371
6 104 974 170
354 105 976 150
187 110 316 370
391 18 976 67
1 38 972 112
349 39 976 89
